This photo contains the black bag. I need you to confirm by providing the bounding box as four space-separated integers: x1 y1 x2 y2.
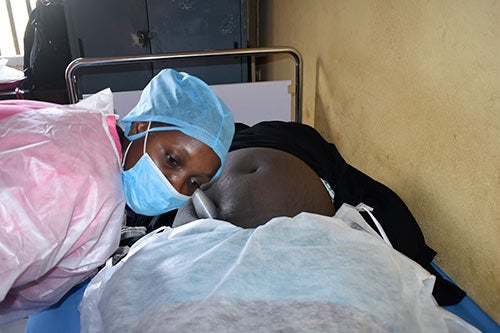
23 0 72 91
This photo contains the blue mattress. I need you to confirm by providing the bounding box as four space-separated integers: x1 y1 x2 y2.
432 263 500 333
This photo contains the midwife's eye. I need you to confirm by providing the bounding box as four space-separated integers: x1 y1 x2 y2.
165 154 180 168
188 177 200 190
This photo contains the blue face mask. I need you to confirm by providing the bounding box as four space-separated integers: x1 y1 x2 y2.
122 124 189 216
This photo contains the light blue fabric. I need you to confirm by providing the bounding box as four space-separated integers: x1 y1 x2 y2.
122 153 189 216
80 207 477 332
120 69 235 176
27 208 488 333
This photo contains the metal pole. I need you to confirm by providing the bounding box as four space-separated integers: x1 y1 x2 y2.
65 46 303 122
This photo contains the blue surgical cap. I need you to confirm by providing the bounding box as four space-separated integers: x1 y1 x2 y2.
121 69 235 175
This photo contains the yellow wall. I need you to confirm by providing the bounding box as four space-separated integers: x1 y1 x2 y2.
258 0 499 321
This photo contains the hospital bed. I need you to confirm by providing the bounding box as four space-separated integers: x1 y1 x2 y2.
24 47 499 332
65 46 303 124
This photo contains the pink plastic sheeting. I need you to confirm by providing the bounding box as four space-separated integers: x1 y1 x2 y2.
0 91 125 323
0 99 58 120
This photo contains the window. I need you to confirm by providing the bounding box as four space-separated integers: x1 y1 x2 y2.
0 0 37 69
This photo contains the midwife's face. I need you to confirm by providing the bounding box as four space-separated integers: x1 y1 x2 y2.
123 122 220 196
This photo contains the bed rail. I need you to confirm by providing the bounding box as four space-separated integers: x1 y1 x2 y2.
65 47 302 122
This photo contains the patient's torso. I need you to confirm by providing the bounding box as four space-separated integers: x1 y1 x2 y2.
174 147 335 228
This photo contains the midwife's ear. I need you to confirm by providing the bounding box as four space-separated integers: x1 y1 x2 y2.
128 122 150 136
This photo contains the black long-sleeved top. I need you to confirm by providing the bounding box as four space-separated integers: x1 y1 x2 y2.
230 121 465 306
